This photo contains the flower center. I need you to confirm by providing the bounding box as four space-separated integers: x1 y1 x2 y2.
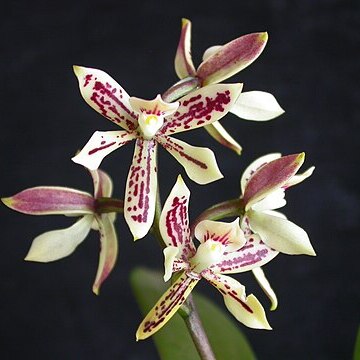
190 240 225 273
138 114 164 139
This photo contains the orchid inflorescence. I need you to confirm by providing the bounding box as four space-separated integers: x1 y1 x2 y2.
2 18 315 345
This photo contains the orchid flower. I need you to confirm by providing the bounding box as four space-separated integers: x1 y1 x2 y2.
174 18 284 154
136 175 279 340
71 66 243 240
1 169 117 294
241 152 316 256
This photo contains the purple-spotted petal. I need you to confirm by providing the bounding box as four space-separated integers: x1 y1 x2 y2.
160 83 243 136
194 218 246 252
157 135 223 184
25 215 93 262
159 175 195 259
73 66 138 131
243 153 305 210
92 214 118 295
124 139 157 240
174 18 196 79
203 271 271 329
136 271 200 340
204 121 242 155
90 169 113 199
247 210 316 256
252 267 278 311
197 32 268 86
72 130 136 170
231 91 284 121
210 233 278 274
129 95 179 117
2 187 94 215
163 246 188 282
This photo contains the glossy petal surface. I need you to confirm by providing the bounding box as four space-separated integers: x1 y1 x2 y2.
197 32 268 85
204 121 242 155
124 139 157 240
203 271 271 329
231 91 284 121
174 18 196 79
92 214 118 295
210 234 278 274
157 135 223 184
252 267 278 311
2 187 94 215
25 215 93 262
73 66 138 131
243 153 305 210
160 83 243 135
248 210 316 255
159 175 195 258
136 272 199 340
72 130 136 170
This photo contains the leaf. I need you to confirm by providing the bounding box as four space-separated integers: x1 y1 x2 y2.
130 267 256 360
354 326 360 360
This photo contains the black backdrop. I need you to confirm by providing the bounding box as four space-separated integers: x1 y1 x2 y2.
1 0 359 359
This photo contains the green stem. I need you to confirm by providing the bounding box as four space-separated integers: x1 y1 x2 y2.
96 197 124 213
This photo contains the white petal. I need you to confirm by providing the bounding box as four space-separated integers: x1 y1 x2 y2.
124 139 157 240
251 188 286 211
157 135 223 184
231 91 284 121
240 153 281 194
25 215 93 262
72 130 136 170
90 169 113 198
203 271 271 330
285 166 315 188
202 45 222 62
252 267 278 311
73 65 138 131
248 210 316 256
163 246 180 282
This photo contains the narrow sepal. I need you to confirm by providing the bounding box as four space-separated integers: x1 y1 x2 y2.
252 267 278 311
2 187 94 215
163 246 188 282
72 130 136 170
136 272 199 340
159 175 195 258
203 271 272 329
90 169 113 198
92 214 118 295
174 18 196 79
243 153 305 210
124 139 157 240
231 91 284 121
247 210 316 256
73 65 138 131
285 166 315 188
210 234 278 274
25 215 93 262
157 135 223 184
197 32 268 85
204 121 242 155
160 83 243 135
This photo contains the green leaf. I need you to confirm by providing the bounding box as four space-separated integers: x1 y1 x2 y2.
130 267 256 360
353 326 360 360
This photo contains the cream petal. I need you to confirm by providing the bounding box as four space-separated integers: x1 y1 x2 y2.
174 18 196 79
251 188 286 211
285 166 315 188
203 271 271 329
92 214 118 295
231 91 284 121
252 267 278 311
157 135 223 185
248 210 316 256
129 94 179 117
202 45 222 62
90 169 113 198
204 121 242 155
73 65 138 131
210 233 279 274
25 215 93 262
2 187 94 215
136 271 199 340
240 153 282 194
159 175 195 258
72 130 136 170
124 139 157 240
160 83 243 136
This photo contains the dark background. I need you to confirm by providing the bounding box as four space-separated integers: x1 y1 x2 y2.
1 0 358 359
